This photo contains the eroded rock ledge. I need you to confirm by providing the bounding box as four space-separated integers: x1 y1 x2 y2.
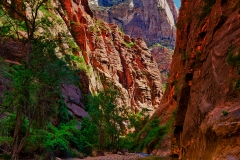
58 0 163 114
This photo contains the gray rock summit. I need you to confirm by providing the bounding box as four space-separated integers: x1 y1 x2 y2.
88 0 178 83
88 0 178 49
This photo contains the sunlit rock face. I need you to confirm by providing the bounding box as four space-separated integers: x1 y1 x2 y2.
89 0 177 49
88 0 178 83
0 0 163 117
153 0 240 158
58 0 163 115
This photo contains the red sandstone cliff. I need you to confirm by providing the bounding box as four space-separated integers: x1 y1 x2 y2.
151 45 173 84
58 0 163 114
155 0 240 159
88 0 177 83
89 0 177 48
0 0 163 116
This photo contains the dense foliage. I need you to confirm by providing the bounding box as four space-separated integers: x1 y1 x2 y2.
0 0 83 159
227 46 240 89
199 0 216 24
119 115 174 154
86 84 129 153
0 33 81 160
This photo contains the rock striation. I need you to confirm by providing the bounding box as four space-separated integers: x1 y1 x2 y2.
150 45 173 84
89 0 177 49
88 0 178 83
58 0 164 114
154 0 240 159
0 0 163 116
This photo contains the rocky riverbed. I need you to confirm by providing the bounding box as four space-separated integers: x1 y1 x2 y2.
61 154 178 160
61 153 143 160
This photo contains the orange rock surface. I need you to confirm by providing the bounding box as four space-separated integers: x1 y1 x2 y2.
58 0 163 114
154 0 240 159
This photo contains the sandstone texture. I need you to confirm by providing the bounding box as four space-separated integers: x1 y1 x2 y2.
89 0 177 49
150 45 173 84
0 39 26 106
61 84 89 118
0 0 163 116
155 0 240 159
88 0 177 83
0 39 25 64
58 0 163 114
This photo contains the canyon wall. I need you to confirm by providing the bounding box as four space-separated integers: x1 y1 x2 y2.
0 0 163 116
58 0 163 114
155 0 240 159
0 40 25 105
89 0 177 49
151 45 173 84
88 0 178 83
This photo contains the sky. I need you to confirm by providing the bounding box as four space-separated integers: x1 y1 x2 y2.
174 0 181 9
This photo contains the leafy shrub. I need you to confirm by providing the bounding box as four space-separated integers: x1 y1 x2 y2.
226 46 240 90
0 153 11 160
0 114 29 140
119 112 149 152
227 46 240 66
124 41 136 48
222 110 228 116
78 117 98 155
134 117 168 153
86 84 129 152
44 123 74 157
118 27 125 34
199 0 216 23
173 79 179 93
120 110 176 153
181 51 188 61
24 120 85 158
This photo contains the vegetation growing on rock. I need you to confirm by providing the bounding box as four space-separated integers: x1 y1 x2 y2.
0 0 167 159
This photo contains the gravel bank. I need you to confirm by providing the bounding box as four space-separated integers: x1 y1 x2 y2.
62 153 144 160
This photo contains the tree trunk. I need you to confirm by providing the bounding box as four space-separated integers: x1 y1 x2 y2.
11 110 21 160
11 111 32 160
16 120 32 154
99 125 104 151
26 40 31 65
12 154 19 160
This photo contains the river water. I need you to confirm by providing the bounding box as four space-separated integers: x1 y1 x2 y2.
139 156 178 160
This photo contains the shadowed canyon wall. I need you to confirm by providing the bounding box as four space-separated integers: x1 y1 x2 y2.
154 0 240 159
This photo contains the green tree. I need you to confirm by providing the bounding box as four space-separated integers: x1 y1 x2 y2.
119 112 149 152
78 117 98 155
86 84 128 153
0 0 48 64
0 38 78 159
0 1 79 159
